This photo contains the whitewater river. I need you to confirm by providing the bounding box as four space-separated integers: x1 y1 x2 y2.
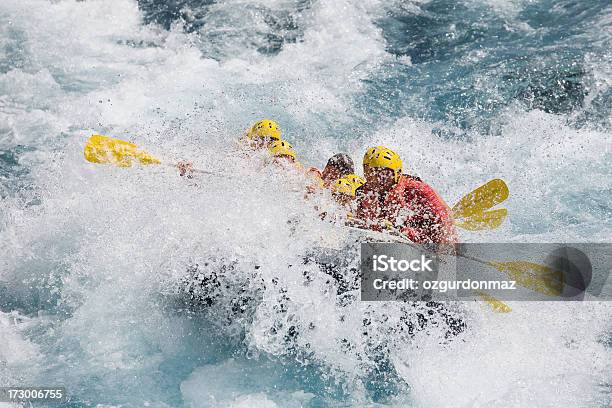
1 0 611 406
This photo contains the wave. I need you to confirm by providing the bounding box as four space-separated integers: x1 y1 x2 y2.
0 0 611 406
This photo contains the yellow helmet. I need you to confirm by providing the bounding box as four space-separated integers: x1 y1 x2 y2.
268 139 296 160
344 173 365 189
363 146 402 181
331 177 355 196
248 119 281 140
331 176 364 197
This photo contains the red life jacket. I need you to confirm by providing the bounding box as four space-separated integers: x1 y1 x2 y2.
356 175 457 244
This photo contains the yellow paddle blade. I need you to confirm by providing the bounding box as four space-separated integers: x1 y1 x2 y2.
455 208 508 231
475 291 512 313
489 261 563 296
453 179 509 219
84 134 161 168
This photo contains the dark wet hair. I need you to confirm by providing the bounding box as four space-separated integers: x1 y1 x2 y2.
325 153 354 177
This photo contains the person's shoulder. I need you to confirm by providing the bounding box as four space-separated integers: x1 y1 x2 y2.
397 174 423 190
399 174 438 198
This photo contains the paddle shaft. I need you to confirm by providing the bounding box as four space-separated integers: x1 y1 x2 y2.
166 163 223 177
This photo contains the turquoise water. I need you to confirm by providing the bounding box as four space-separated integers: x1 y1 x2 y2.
0 0 611 406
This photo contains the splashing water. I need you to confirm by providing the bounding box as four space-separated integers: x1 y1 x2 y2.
1 0 611 406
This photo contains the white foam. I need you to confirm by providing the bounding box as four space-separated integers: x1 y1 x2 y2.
0 0 610 406
0 311 40 386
